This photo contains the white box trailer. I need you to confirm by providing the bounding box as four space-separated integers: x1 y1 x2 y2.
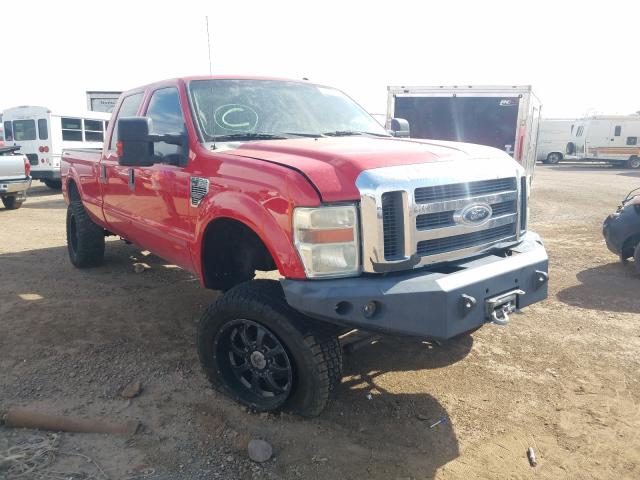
86 91 122 113
536 118 577 164
568 115 640 169
386 85 541 176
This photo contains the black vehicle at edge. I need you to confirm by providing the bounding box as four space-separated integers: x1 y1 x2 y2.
603 187 640 272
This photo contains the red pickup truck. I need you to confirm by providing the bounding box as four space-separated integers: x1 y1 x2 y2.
61 76 548 416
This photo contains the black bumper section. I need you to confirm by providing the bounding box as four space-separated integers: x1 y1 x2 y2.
31 170 61 181
603 205 640 257
281 232 548 340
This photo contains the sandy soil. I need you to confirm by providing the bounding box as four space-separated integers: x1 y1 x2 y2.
1 164 639 479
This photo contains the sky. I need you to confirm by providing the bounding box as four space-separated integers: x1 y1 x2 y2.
2 0 639 119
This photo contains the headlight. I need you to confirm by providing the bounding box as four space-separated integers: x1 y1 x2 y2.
293 205 360 278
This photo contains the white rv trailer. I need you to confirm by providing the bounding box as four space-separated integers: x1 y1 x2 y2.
536 118 577 164
386 85 541 176
2 106 110 188
568 115 640 169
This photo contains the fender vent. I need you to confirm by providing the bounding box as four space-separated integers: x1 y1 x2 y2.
190 177 209 206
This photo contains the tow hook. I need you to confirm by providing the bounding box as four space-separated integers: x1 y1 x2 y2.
485 289 525 326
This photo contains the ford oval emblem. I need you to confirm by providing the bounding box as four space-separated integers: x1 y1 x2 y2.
455 203 493 226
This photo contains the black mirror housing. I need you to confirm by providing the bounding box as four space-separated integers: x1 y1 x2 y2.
118 117 155 166
389 118 411 138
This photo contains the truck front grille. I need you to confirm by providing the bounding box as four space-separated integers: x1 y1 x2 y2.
415 178 517 203
356 160 524 273
381 191 404 260
417 223 516 256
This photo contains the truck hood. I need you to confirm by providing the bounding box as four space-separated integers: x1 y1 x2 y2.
220 136 511 202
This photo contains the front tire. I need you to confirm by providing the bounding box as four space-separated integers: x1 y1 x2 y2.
66 201 105 268
545 152 562 164
2 195 23 210
198 280 343 417
627 156 640 169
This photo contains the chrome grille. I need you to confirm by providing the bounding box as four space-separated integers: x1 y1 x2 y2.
356 159 524 273
417 223 516 256
415 178 517 203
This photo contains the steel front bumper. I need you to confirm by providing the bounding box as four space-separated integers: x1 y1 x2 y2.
0 177 31 196
281 232 548 340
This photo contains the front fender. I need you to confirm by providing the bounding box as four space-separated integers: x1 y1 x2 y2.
193 189 308 282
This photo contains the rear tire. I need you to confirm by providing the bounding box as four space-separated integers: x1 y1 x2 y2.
634 244 640 275
66 200 105 268
44 179 62 190
627 156 640 169
198 280 343 417
2 195 23 210
545 152 562 164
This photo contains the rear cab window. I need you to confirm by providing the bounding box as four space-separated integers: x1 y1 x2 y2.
109 93 144 150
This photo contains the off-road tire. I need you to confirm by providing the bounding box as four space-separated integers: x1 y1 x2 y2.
627 156 640 169
634 243 640 275
544 152 562 164
2 195 23 210
44 179 62 190
66 200 105 268
198 279 343 417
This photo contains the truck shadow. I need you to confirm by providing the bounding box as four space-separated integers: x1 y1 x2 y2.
22 198 66 209
556 261 639 313
28 183 62 198
1 242 462 479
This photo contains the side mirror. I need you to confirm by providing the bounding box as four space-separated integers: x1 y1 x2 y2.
389 118 410 138
118 117 155 167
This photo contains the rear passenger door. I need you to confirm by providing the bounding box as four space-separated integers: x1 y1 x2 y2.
101 92 145 236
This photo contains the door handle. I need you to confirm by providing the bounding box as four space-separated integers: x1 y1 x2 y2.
128 168 135 191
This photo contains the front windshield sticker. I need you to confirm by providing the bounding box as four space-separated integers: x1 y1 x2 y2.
214 104 259 132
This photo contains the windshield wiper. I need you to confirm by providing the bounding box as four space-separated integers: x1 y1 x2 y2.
322 130 391 137
210 133 289 142
322 130 363 137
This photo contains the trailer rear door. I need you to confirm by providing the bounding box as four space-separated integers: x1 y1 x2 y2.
392 96 520 154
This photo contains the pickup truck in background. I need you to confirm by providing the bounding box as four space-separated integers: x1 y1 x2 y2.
0 145 31 209
61 76 549 416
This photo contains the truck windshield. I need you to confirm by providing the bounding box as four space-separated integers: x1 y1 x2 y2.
188 79 389 141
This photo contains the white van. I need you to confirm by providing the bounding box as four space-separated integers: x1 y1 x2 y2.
567 115 640 169
2 106 110 188
536 119 576 164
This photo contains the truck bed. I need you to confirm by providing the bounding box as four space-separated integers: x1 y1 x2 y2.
0 149 27 181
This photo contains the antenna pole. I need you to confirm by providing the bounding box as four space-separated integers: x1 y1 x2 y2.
206 16 212 75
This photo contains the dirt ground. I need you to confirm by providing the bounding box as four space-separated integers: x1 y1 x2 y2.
1 164 639 480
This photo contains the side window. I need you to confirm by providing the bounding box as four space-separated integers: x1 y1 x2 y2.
38 119 48 140
4 121 13 141
145 87 186 159
576 126 583 137
61 117 83 141
614 126 622 136
84 119 104 142
109 93 144 149
627 136 638 146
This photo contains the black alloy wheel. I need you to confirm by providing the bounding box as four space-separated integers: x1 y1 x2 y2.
215 319 293 406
